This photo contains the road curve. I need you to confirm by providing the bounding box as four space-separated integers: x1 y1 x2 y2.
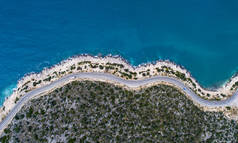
0 72 238 133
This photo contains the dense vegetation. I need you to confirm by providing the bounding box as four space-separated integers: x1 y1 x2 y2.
1 81 238 142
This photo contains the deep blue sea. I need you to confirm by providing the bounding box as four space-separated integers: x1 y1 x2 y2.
0 0 238 105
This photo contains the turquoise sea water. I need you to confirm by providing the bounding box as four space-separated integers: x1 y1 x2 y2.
0 0 238 105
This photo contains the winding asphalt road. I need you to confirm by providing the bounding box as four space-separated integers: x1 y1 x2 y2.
0 72 238 133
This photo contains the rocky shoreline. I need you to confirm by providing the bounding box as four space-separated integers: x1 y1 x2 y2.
1 54 238 121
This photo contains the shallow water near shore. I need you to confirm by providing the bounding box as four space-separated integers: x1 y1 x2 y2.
0 0 238 105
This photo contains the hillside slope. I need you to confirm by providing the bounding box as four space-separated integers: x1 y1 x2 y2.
1 81 237 142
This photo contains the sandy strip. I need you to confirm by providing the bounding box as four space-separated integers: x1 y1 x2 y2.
1 54 238 122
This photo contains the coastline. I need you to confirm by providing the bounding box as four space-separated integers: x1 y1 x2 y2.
1 54 238 122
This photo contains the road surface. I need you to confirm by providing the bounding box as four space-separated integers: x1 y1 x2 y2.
0 72 237 133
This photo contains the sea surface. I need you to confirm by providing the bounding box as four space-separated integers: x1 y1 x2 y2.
0 0 238 105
